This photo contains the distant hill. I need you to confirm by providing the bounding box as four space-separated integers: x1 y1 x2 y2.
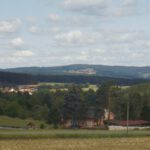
4 64 150 79
0 71 149 86
0 71 36 85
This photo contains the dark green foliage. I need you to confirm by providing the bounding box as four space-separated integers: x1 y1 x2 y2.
0 71 149 86
0 71 36 85
111 83 150 121
96 82 114 119
0 98 7 115
84 89 96 106
0 83 149 127
5 101 22 117
40 123 45 129
48 107 61 128
63 86 82 127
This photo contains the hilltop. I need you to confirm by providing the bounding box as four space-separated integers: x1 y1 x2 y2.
3 64 150 79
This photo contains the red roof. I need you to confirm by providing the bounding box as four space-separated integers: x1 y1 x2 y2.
110 120 150 126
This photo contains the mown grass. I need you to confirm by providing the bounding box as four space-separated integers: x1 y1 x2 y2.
0 129 149 139
0 138 150 150
0 116 48 129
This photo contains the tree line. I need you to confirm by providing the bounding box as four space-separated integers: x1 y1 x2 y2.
0 82 149 127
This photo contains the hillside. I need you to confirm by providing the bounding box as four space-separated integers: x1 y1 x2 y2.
0 116 48 129
4 64 150 79
0 71 36 85
0 71 149 86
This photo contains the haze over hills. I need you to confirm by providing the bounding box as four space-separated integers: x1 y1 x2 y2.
3 64 150 79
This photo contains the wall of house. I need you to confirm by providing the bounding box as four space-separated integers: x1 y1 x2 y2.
86 120 95 128
109 125 150 130
63 120 72 128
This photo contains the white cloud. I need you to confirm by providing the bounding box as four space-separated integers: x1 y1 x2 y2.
64 0 106 10
47 27 60 33
28 25 60 34
55 31 83 45
63 0 141 17
55 30 133 46
0 18 21 33
112 0 138 17
123 0 137 7
145 41 150 46
10 37 24 48
29 26 39 33
52 29 150 66
63 0 106 15
48 13 60 22
13 50 34 57
26 16 37 24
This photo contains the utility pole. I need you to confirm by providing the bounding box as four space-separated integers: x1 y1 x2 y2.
126 101 130 135
107 87 111 128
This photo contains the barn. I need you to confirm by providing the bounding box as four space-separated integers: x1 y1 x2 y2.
108 120 150 130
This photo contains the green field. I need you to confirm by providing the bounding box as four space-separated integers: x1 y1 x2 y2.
0 129 149 139
0 116 48 129
0 138 149 150
38 82 98 91
0 129 149 150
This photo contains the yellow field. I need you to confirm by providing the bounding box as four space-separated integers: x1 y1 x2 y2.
0 138 149 150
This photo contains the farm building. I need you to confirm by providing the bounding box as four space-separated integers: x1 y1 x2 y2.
109 120 150 130
62 107 115 128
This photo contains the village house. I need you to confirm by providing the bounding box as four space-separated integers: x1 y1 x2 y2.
0 85 38 95
0 87 18 93
18 85 38 95
62 107 115 128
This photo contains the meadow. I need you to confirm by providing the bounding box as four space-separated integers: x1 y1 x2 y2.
0 138 149 150
0 116 48 129
38 82 98 92
0 129 149 139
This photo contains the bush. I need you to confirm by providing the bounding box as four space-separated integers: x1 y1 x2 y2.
40 123 45 129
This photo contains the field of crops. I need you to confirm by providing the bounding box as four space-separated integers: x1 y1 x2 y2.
0 138 149 150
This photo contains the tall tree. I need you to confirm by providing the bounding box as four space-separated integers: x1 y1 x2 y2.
63 86 82 127
96 81 114 120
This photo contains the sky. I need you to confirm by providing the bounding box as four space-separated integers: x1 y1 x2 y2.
0 0 150 68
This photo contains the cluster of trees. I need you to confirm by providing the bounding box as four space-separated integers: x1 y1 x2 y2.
111 83 150 121
0 83 149 127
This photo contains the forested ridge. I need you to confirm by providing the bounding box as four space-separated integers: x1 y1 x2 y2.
0 71 149 86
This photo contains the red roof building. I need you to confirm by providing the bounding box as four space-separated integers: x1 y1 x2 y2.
109 120 150 126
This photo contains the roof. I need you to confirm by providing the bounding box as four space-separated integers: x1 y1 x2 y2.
110 120 150 126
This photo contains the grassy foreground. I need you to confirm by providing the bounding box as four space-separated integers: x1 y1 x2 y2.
0 129 149 139
0 138 150 150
